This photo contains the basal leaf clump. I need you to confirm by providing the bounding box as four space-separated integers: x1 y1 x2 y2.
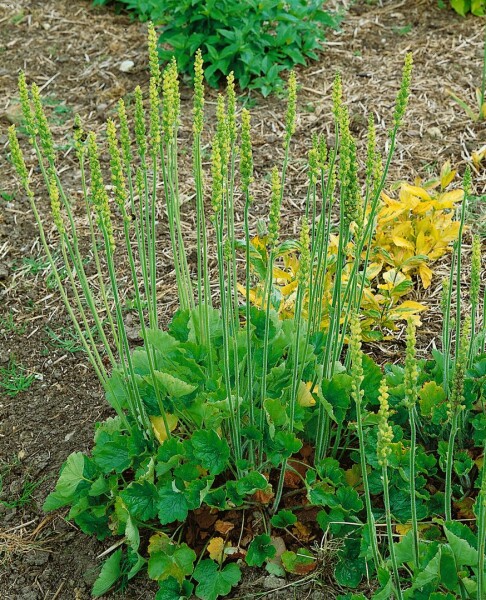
9 23 486 600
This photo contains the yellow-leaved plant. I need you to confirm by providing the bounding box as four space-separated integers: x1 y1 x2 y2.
244 162 464 341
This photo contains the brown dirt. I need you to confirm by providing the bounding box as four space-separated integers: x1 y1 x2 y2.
0 0 484 598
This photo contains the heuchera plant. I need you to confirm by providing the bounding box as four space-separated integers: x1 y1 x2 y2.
92 0 342 96
9 23 486 600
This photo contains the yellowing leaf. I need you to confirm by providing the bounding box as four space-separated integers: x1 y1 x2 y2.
273 267 292 282
297 381 316 407
400 183 431 201
365 262 383 280
395 300 428 312
418 263 433 288
345 464 362 488
438 189 464 205
151 414 178 443
396 524 412 537
280 280 298 296
440 161 456 189
207 537 226 562
391 235 415 250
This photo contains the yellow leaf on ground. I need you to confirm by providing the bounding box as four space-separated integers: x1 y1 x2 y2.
207 537 226 562
151 414 178 444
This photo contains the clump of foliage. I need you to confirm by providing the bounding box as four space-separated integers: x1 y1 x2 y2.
9 23 486 600
92 0 341 96
244 163 465 342
449 0 486 16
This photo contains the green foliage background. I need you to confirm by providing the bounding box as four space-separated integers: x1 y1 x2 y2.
92 0 341 95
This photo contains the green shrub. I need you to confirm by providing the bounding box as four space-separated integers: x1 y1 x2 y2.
93 0 341 95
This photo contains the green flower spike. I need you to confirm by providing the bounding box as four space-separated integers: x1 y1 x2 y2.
193 49 204 137
117 99 132 167
31 82 55 165
226 71 236 146
18 72 35 138
349 313 364 406
8 125 29 187
162 60 180 144
48 174 64 235
73 114 85 160
332 72 343 122
211 137 223 216
149 77 161 158
297 218 310 289
147 22 161 89
106 119 127 211
216 94 230 176
308 148 319 186
285 70 297 144
87 132 115 252
393 52 413 129
268 166 282 249
377 378 393 467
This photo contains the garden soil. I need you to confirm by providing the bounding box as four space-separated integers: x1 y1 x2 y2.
0 0 484 598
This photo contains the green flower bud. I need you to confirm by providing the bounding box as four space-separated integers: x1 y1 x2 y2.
31 82 55 164
18 72 35 138
297 217 310 289
211 136 223 216
162 59 180 144
8 125 29 186
216 94 230 176
106 119 127 210
332 72 342 122
48 174 64 234
226 71 236 146
377 378 393 467
87 132 115 252
147 22 161 89
73 114 85 160
285 70 297 144
308 148 319 186
349 313 364 406
393 52 413 129
268 166 282 249
149 76 161 157
117 99 132 167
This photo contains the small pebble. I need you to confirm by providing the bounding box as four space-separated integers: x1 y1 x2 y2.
119 59 135 73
